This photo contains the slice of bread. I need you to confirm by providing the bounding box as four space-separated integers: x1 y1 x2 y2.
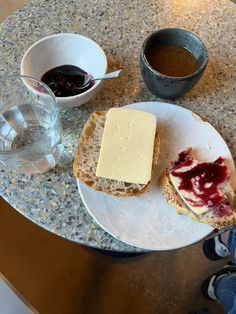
159 149 236 229
74 111 160 197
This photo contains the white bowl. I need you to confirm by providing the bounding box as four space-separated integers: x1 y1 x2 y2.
21 33 107 108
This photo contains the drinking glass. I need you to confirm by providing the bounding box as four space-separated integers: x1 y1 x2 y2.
0 75 63 174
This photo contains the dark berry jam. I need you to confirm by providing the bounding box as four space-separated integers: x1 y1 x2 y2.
170 149 229 208
171 147 193 168
213 203 233 218
41 65 94 97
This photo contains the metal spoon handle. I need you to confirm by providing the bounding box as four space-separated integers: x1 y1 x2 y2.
92 69 122 81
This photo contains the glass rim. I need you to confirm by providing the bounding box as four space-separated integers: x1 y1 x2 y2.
0 74 57 106
0 74 61 156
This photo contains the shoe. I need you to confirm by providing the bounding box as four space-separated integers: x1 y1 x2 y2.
202 234 230 260
201 264 236 301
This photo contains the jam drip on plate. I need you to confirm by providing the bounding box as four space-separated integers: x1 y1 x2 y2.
170 148 230 209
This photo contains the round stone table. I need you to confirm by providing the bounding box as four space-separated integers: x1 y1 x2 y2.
0 0 235 252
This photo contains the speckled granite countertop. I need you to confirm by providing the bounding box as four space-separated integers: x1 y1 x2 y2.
0 0 235 252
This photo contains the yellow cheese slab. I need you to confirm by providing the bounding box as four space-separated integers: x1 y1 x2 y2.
96 108 157 184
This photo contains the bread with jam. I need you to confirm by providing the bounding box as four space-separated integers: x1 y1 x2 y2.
159 148 236 229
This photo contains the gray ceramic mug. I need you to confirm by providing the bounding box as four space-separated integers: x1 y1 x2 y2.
140 28 208 99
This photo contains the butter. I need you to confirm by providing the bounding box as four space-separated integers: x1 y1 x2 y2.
96 108 156 184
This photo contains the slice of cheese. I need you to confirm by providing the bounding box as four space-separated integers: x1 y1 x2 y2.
96 108 157 184
170 169 209 215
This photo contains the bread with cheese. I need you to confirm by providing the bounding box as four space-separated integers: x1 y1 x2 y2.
73 111 160 197
159 148 236 229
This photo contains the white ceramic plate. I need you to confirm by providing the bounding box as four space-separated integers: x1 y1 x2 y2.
77 102 236 250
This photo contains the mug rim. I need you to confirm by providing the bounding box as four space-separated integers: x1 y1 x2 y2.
140 27 209 80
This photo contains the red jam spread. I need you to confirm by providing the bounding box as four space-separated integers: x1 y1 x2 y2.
170 148 230 209
213 203 233 218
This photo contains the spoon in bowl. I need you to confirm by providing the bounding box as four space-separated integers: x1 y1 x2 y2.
81 69 122 89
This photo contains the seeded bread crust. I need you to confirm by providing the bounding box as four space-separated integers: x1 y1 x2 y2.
74 111 160 197
159 169 236 229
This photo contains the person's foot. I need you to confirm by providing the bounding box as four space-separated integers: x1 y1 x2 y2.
201 264 236 301
202 234 230 260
